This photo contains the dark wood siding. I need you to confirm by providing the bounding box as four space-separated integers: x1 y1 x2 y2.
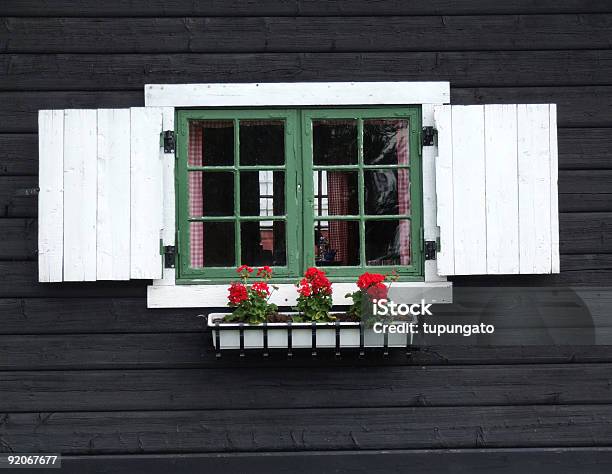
0 2 611 472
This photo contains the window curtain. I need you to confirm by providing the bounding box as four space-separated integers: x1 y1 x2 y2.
327 172 349 264
189 122 204 267
397 121 410 265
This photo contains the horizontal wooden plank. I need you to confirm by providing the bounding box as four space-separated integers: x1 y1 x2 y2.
2 51 612 91
0 134 37 175
0 262 145 298
3 0 611 16
45 449 612 474
2 405 612 453
0 218 36 260
560 213 612 254
3 15 612 53
452 86 612 128
2 329 612 370
1 88 610 134
558 128 612 170
4 172 610 218
0 298 205 334
561 254 612 271
0 91 142 133
0 128 606 176
2 364 612 412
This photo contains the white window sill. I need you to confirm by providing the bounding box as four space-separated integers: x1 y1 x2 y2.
147 281 453 308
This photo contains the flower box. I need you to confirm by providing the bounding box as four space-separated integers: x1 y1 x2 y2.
208 313 416 352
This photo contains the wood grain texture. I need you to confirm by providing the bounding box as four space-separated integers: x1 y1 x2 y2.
62 109 97 281
96 109 131 280
2 51 612 91
2 364 612 412
3 16 612 53
3 0 611 16
37 109 64 282
38 449 612 474
2 405 612 453
0 134 38 175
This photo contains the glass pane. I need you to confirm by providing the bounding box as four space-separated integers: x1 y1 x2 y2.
190 221 235 267
239 120 285 166
314 220 360 266
189 171 234 217
365 169 410 215
364 119 409 165
314 171 358 217
240 171 285 216
241 221 286 266
365 220 411 266
188 120 234 166
313 120 357 165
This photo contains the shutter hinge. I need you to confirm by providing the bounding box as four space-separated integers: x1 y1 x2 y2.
163 245 176 268
422 126 436 147
424 240 437 261
163 130 176 153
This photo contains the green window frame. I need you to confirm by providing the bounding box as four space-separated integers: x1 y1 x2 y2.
176 107 423 283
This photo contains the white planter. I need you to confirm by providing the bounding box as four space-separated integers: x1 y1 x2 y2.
208 313 416 351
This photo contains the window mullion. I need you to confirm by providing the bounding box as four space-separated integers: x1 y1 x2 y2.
233 118 241 266
357 118 366 269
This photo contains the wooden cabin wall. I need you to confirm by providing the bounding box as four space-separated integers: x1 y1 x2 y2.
1 1 612 472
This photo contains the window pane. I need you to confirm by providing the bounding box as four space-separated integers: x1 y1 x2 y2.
239 120 285 166
365 169 410 216
365 220 411 266
313 120 357 165
190 221 235 267
240 171 285 216
189 171 234 217
314 171 359 217
188 120 234 166
364 119 409 166
314 220 360 266
241 221 286 266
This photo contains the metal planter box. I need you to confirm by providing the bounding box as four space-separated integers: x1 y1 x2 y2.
208 313 416 353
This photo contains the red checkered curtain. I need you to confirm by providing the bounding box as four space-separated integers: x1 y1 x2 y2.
188 122 204 267
397 121 411 265
327 172 349 264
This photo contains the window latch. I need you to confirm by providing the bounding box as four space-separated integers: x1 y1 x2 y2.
163 130 176 153
422 126 436 147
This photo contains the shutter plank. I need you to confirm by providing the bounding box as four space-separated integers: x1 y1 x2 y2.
97 109 131 280
485 104 519 274
37 110 64 282
518 104 552 274
161 107 175 247
63 109 97 281
434 106 454 275
130 107 163 279
451 106 487 275
549 104 560 273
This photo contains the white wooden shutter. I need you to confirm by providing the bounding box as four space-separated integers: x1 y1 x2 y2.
38 107 172 282
434 104 559 276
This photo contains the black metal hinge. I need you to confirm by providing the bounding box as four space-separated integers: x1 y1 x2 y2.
163 130 175 153
422 126 436 147
424 241 437 260
163 245 176 268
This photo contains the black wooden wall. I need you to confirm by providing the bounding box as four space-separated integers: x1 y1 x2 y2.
1 2 612 473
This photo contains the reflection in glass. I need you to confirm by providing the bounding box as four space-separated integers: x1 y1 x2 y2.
365 220 411 266
189 171 234 217
188 120 234 166
313 120 357 165
314 171 358 217
240 120 285 166
190 221 235 267
240 171 285 216
364 119 409 165
314 220 360 266
365 169 409 216
241 221 286 267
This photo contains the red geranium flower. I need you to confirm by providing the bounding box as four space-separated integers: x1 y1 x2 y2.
237 265 254 274
228 282 248 305
298 284 312 297
366 282 388 301
357 272 386 290
257 266 273 278
251 281 271 297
